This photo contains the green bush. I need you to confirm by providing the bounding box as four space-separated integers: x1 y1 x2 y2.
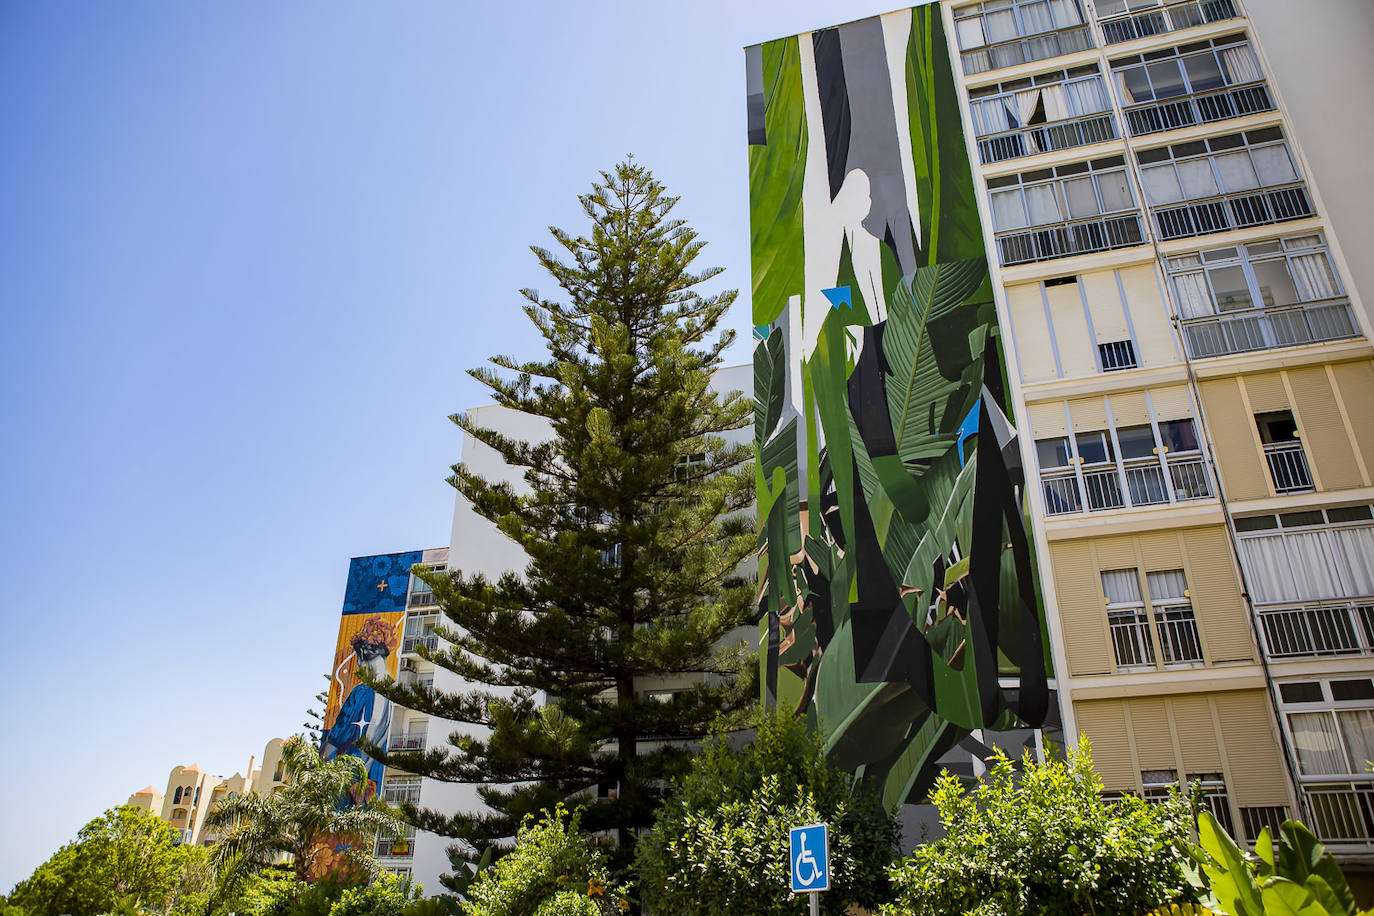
531 892 601 916
462 806 624 916
635 713 900 915
883 739 1194 916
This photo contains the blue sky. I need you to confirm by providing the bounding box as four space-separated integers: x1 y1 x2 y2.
0 0 902 889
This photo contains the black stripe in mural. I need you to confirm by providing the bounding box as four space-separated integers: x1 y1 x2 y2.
811 28 851 202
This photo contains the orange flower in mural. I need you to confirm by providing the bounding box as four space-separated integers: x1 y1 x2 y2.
350 615 398 656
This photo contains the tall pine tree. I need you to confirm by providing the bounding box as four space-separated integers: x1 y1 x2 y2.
367 160 756 882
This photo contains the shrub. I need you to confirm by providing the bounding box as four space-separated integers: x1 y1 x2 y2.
883 739 1194 916
636 713 900 915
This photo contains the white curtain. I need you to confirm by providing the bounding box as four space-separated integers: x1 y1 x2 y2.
991 190 1028 231
1290 253 1338 301
1172 271 1215 318
1063 177 1100 219
1024 184 1061 225
1178 159 1220 199
956 16 987 49
1238 535 1297 604
1016 88 1042 125
1214 151 1260 192
1290 712 1347 775
1019 1 1055 34
1102 568 1143 604
1040 84 1070 122
973 98 1013 134
1064 77 1108 115
1147 569 1188 602
1331 526 1374 596
1285 530 1343 600
1140 164 1183 205
1220 45 1262 84
1253 145 1297 186
1338 710 1374 775
985 9 1019 43
1097 170 1134 211
1049 0 1083 27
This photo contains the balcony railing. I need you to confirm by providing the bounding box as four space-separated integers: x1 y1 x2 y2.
1124 83 1273 137
401 634 439 654
1042 454 1210 516
1099 338 1138 371
1111 612 1156 667
1258 601 1374 659
997 212 1145 266
1302 781 1374 845
1156 609 1204 663
1152 184 1313 241
1098 0 1239 45
375 832 416 858
387 733 426 752
977 112 1116 164
962 24 1094 75
1263 441 1314 494
1168 455 1212 500
407 591 437 608
382 782 423 804
1124 460 1169 507
1180 299 1361 359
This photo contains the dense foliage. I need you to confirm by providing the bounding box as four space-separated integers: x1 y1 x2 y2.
367 159 756 882
883 740 1194 916
462 806 626 916
636 713 900 915
6 805 197 916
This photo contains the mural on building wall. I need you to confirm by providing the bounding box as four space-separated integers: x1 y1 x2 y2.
320 550 420 803
748 3 1054 810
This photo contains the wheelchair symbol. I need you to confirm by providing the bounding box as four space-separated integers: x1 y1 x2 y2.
793 833 822 887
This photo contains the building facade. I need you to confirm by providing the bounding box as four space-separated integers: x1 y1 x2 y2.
748 0 1373 867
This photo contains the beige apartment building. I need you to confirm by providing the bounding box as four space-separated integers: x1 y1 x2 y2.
945 0 1374 864
126 736 289 846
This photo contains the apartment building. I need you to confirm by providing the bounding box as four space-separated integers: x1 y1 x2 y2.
747 0 1373 871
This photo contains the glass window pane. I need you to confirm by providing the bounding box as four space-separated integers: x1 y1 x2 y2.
1146 569 1188 601
1251 259 1298 307
1063 177 1100 219
1019 1 1055 34
1207 265 1253 311
1337 710 1374 776
1183 53 1225 92
1158 419 1199 453
1117 66 1154 104
1049 0 1084 27
1177 159 1220 199
1290 253 1339 301
1076 431 1113 464
985 8 1018 42
956 17 987 48
1095 0 1128 11
1140 164 1183 205
1146 60 1187 99
1117 425 1156 460
1096 170 1134 211
1024 183 1061 225
1289 712 1345 775
1253 145 1297 186
1172 272 1214 318
1037 437 1072 468
1213 151 1259 192
1102 569 1143 604
991 189 1027 230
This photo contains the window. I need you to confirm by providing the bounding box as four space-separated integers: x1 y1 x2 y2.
1189 772 1236 835
1138 129 1312 239
968 67 1116 163
1141 768 1178 802
407 563 444 608
1104 568 1203 669
1105 568 1154 667
1254 411 1313 495
273 761 284 783
1146 569 1203 664
1277 678 1374 844
1096 0 1239 45
1098 339 1137 371
1036 417 1210 516
1110 37 1271 136
954 0 1092 75
989 158 1143 265
402 614 440 653
173 787 183 804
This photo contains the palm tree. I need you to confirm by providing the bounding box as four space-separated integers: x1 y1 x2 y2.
203 735 405 885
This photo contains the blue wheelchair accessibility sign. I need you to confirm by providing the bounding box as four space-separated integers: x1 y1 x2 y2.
789 823 830 893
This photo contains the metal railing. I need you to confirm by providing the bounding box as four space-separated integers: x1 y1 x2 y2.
1124 461 1170 506
962 24 1094 75
1180 299 1360 359
1083 465 1126 510
1111 612 1156 667
1099 338 1138 371
1042 471 1083 515
1156 609 1204 663
997 212 1145 266
1258 602 1374 658
375 832 417 858
1152 184 1313 241
401 634 439 654
1098 0 1238 45
1168 455 1212 500
1124 83 1273 137
387 733 426 752
407 591 437 608
1263 441 1314 494
1241 806 1288 843
976 112 1116 164
1302 782 1374 844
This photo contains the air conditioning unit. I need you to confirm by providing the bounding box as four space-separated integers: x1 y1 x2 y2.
400 658 417 672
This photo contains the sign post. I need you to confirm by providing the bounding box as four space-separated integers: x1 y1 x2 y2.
789 823 830 915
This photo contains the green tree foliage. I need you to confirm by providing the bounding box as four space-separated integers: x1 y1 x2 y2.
883 740 1194 916
1184 810 1373 916
367 159 756 879
636 713 901 915
462 805 626 916
7 805 193 916
204 735 406 886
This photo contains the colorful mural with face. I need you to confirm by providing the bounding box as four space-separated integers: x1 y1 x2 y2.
320 550 420 803
747 3 1057 811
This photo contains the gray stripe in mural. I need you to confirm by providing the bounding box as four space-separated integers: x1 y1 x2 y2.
745 44 766 146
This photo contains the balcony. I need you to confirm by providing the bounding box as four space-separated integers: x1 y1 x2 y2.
962 24 1094 76
1152 184 1313 241
1124 82 1273 138
1302 781 1374 845
1098 0 1239 45
1263 441 1314 494
977 112 1116 165
387 732 426 752
1259 602 1374 659
996 212 1145 266
1168 455 1212 500
1156 609 1204 664
1041 455 1210 516
1180 299 1360 360
401 634 439 655
407 591 437 609
1110 612 1155 668
1123 460 1169 507
375 831 416 859
382 781 423 805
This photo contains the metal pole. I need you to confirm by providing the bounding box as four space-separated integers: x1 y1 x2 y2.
809 891 819 915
